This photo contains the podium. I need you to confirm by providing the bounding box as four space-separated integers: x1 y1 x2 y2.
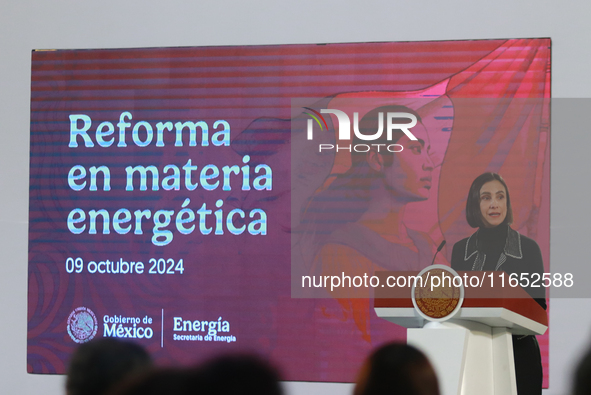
374 270 547 395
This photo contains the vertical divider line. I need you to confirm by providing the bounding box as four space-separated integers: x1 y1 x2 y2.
161 309 164 348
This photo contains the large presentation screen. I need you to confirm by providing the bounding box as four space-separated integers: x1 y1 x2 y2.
28 38 551 383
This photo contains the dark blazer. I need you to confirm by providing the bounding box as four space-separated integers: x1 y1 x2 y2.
451 226 547 310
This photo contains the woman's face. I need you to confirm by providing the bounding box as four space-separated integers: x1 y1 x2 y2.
382 123 434 202
479 180 507 228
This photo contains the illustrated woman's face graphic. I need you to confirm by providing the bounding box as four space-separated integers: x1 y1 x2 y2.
382 123 434 202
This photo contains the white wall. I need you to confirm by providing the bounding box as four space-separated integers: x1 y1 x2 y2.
2 1 590 394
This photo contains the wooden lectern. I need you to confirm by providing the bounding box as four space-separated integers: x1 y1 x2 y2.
374 270 547 395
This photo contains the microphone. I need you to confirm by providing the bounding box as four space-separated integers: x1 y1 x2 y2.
430 240 446 265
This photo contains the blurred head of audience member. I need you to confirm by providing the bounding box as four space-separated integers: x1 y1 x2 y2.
108 368 194 395
198 353 283 395
66 338 152 395
574 346 591 395
109 353 282 395
354 343 440 395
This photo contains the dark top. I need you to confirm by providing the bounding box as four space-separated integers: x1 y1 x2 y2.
451 225 546 310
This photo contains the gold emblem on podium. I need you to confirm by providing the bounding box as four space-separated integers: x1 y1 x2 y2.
412 265 464 322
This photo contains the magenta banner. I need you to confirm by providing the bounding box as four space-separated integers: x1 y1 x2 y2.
28 39 551 384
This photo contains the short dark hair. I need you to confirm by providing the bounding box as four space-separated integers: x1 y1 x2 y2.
465 172 513 228
109 368 194 395
198 354 282 395
354 343 439 395
66 338 152 395
574 346 591 395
